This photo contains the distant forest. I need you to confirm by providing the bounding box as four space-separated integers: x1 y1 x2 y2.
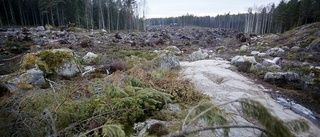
0 0 319 34
0 0 147 31
148 0 320 34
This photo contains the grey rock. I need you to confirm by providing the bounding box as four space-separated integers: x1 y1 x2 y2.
1 68 45 92
262 57 282 66
258 52 267 57
264 72 300 82
155 53 180 69
240 45 249 52
189 48 209 61
307 38 320 52
35 26 45 31
21 49 81 78
251 51 260 55
291 46 300 52
56 61 80 78
282 46 290 51
266 47 285 57
166 103 182 112
231 55 256 66
82 52 98 64
134 119 167 136
231 56 256 72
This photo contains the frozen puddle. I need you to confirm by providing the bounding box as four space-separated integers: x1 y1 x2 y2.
180 59 320 137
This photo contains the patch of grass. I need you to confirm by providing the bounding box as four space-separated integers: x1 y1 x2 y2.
118 51 157 60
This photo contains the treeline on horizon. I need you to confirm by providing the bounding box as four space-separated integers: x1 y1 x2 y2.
147 0 320 34
0 0 319 34
0 0 148 31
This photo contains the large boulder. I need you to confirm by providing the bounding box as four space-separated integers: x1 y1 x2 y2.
266 47 285 57
1 68 46 92
154 53 180 69
189 48 209 61
21 48 81 78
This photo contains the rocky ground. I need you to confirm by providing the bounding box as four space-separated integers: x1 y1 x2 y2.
0 23 319 136
181 60 320 136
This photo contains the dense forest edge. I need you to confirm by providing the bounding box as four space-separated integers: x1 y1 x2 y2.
147 0 320 34
0 0 148 31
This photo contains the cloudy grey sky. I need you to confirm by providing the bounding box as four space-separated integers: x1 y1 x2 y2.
146 0 280 18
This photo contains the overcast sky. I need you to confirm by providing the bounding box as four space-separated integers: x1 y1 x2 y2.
145 0 280 18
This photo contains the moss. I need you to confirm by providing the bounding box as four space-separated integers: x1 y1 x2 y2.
21 54 38 69
21 49 74 75
38 50 72 70
215 46 225 53
286 53 297 60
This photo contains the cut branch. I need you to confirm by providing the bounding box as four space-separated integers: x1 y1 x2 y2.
165 125 270 137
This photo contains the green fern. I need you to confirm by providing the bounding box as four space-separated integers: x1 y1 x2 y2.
102 124 126 137
134 88 173 111
103 84 129 98
183 100 230 136
285 119 310 133
240 99 295 137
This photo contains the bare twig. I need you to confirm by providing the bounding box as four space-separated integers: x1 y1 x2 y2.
0 54 21 62
53 98 68 114
183 99 241 130
46 78 58 92
182 103 201 131
164 125 270 137
79 124 106 137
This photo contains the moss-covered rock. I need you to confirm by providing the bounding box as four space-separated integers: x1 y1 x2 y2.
21 48 81 78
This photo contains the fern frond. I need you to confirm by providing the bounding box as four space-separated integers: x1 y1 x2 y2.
240 99 295 137
80 124 125 137
135 88 173 110
285 119 310 133
102 124 126 137
183 100 229 136
103 84 128 98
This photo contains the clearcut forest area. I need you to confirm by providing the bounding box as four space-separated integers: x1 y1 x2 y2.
0 0 320 137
